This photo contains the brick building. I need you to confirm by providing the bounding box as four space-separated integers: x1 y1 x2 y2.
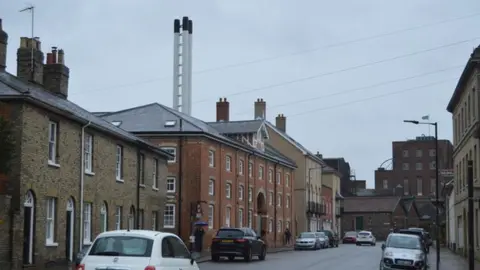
97 101 297 248
0 19 170 269
374 136 453 197
320 185 333 230
322 157 355 197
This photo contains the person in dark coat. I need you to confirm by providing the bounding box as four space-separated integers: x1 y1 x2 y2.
284 228 291 245
194 226 205 252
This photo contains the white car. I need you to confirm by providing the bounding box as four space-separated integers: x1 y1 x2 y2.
76 230 200 270
356 230 376 246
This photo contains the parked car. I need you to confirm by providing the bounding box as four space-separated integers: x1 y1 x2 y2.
317 230 339 247
77 230 199 270
356 230 376 246
314 232 329 248
380 233 427 270
397 228 429 253
210 227 266 262
295 232 322 250
342 231 358 244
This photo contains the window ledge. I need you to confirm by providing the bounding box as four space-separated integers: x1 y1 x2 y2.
164 225 175 229
139 184 146 188
152 187 159 191
83 241 92 245
48 162 60 168
45 242 58 247
85 171 95 176
167 191 175 194
116 178 124 183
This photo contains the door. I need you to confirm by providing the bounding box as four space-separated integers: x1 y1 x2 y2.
23 191 35 265
66 198 74 261
355 216 364 231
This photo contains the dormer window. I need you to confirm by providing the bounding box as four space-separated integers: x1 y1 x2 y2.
164 120 176 127
111 121 121 127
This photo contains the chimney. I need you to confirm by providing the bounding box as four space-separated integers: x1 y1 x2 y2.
216 97 230 122
316 151 323 159
254 98 266 119
0 19 8 71
43 47 70 98
275 114 286 132
17 37 44 84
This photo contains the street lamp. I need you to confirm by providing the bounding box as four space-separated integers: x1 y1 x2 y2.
403 120 440 269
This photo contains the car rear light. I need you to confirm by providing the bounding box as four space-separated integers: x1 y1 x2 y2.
145 266 156 270
76 265 85 270
235 239 247 243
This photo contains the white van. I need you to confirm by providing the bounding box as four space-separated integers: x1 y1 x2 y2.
76 230 200 270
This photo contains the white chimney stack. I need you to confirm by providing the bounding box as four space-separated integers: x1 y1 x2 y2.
172 16 193 115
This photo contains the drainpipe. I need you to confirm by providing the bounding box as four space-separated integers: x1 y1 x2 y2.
79 121 91 251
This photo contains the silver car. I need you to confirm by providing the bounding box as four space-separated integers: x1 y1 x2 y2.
314 232 328 248
380 233 427 270
294 232 321 250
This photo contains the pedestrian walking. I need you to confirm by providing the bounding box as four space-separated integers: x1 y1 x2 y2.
284 228 291 245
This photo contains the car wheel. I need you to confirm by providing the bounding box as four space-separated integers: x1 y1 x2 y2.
244 248 253 262
258 246 266 260
356 243 360 246
228 256 235 261
211 255 220 262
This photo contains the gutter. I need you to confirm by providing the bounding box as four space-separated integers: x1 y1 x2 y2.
79 121 91 251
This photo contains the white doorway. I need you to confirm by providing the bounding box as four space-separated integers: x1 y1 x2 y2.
23 191 35 265
66 198 74 261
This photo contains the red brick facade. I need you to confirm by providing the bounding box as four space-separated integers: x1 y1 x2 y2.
321 185 333 226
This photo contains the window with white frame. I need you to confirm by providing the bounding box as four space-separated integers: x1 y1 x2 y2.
429 149 436 157
383 179 388 189
48 121 58 164
226 183 232 199
152 159 159 189
417 178 423 196
209 179 215 195
139 154 145 185
268 219 273 232
83 202 92 243
259 166 264 179
286 195 290 208
100 202 107 232
208 205 214 229
238 208 243 227
164 204 175 228
152 211 158 230
416 149 423 157
115 206 122 230
84 133 93 173
166 177 176 193
238 185 244 200
237 161 243 177
161 147 177 163
46 197 56 244
115 145 124 180
285 174 290 187
416 163 422 170
402 150 409 157
277 220 282 232
269 192 273 205
248 187 253 202
248 162 253 177
248 210 253 228
209 150 215 167
277 194 282 207
225 207 231 227
276 172 281 184
128 207 135 230
268 169 273 183
226 155 231 171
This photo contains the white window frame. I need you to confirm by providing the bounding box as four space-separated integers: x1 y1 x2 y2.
83 203 92 244
268 219 273 232
285 174 290 187
226 156 231 171
208 205 214 229
259 166 264 179
161 147 177 163
115 145 123 181
84 133 93 173
286 195 290 208
208 150 215 167
209 179 215 195
277 194 282 207
239 160 244 175
100 203 107 232
276 172 281 184
164 204 175 228
152 159 158 189
239 185 244 200
248 162 253 177
225 207 231 227
46 197 56 245
48 121 58 164
268 169 273 183
128 207 135 230
152 211 158 230
383 179 388 189
115 206 122 230
248 187 253 202
269 192 273 205
166 177 176 193
226 183 232 199
277 220 282 232
238 208 243 227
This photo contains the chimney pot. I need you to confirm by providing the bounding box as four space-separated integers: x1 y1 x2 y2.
216 96 230 122
0 18 8 71
254 98 266 119
43 47 70 99
17 37 44 84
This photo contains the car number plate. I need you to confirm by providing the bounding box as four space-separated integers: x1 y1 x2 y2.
222 240 233 243
397 260 411 265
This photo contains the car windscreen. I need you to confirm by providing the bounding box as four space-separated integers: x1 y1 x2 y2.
387 235 421 250
345 231 357 237
358 232 370 236
88 236 153 257
299 233 316 238
315 232 325 237
399 230 423 238
318 230 332 237
216 229 244 238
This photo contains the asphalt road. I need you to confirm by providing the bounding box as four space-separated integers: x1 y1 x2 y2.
199 243 383 270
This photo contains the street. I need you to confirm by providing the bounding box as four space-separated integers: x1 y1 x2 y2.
199 244 382 270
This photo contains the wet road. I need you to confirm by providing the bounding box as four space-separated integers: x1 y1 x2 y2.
199 243 383 270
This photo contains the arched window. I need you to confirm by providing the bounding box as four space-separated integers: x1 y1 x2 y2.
129 206 135 229
100 202 108 232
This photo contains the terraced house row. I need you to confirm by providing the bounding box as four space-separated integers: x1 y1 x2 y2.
0 18 344 269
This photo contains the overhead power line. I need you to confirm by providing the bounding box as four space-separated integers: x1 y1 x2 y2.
72 12 480 95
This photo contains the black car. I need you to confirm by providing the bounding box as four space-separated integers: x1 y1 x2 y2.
397 229 429 253
317 229 339 247
211 227 267 262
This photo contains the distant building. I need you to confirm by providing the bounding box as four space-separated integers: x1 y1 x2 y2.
323 157 356 196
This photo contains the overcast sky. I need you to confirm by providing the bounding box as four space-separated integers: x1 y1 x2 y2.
1 0 480 187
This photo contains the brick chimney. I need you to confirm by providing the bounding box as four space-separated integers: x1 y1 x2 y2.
254 98 266 119
275 114 286 132
17 37 44 84
0 19 8 71
43 47 70 98
216 97 230 122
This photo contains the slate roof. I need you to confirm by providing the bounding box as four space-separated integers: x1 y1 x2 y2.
0 72 171 159
207 120 264 134
98 103 297 168
343 196 401 213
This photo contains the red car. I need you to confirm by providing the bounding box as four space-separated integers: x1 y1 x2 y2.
342 231 358 244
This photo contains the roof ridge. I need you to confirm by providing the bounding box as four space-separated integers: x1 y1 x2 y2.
100 102 160 117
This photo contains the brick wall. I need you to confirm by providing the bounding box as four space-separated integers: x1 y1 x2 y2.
342 212 393 240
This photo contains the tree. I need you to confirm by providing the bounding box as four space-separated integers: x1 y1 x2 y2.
0 115 15 174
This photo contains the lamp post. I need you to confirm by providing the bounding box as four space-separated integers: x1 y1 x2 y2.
403 120 439 269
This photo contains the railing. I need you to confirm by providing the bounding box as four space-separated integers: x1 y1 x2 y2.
306 201 315 214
